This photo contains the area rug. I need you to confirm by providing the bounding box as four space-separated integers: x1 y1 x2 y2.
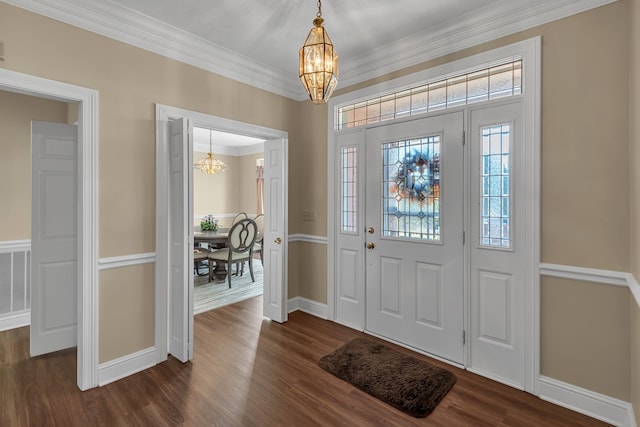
318 338 457 418
193 261 263 314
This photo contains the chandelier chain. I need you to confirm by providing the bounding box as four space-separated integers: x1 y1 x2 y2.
316 0 322 18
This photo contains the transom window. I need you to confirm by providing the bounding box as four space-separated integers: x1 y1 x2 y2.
337 60 521 130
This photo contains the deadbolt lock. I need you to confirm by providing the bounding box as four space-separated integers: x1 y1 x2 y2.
367 226 375 234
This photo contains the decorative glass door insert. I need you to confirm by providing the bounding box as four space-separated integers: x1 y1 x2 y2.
481 124 511 248
382 135 441 241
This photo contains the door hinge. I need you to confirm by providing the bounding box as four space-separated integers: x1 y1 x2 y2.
462 230 465 245
462 330 466 345
462 130 466 146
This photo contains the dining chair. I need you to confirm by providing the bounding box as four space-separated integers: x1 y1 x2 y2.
252 214 264 266
207 218 258 288
231 212 248 225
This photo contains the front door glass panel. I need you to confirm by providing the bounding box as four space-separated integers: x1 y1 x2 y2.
381 135 440 241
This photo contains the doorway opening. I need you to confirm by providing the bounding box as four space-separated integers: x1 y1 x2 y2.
192 126 265 314
155 104 289 364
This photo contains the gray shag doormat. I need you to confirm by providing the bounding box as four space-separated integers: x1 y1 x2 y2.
318 338 457 418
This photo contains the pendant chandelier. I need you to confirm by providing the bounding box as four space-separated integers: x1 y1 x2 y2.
299 0 339 104
194 130 227 175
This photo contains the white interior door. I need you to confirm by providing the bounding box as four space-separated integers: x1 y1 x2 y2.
469 101 525 388
365 112 465 364
262 138 288 323
168 118 193 362
30 121 78 356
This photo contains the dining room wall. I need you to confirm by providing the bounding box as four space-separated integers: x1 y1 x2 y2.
193 151 263 229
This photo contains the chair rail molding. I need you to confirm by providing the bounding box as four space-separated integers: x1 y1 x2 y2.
539 262 640 308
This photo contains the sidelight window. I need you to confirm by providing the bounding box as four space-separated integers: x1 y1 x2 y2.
481 124 511 248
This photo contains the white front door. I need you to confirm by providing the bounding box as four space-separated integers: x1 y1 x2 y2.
30 121 78 356
365 112 464 364
262 138 288 323
168 118 193 362
468 101 525 388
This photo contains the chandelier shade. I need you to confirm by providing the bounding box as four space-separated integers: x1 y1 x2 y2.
194 130 227 175
299 1 338 104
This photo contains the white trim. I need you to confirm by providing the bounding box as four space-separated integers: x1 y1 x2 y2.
540 263 630 287
287 297 328 319
0 310 30 332
98 252 156 270
2 0 617 101
0 67 99 391
288 234 328 245
0 240 30 253
629 275 640 311
97 346 157 387
539 376 635 427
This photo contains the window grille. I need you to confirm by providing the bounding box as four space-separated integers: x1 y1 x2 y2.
340 146 358 233
337 60 522 130
481 124 511 248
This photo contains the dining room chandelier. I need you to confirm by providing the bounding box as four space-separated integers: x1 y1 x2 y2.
299 0 339 104
194 129 227 175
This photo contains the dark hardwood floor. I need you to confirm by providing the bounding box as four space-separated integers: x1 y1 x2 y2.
1 296 610 426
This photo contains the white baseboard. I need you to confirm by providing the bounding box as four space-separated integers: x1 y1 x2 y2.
288 297 328 319
0 310 29 332
98 346 157 386
539 375 635 427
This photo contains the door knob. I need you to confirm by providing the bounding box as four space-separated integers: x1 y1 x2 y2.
366 242 375 250
367 226 375 234
274 237 282 244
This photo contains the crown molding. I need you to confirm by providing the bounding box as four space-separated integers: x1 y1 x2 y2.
2 0 303 99
338 0 619 90
2 0 619 101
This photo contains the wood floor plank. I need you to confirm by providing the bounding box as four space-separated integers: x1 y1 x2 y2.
0 296 611 426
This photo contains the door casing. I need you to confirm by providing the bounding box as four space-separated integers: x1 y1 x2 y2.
0 68 100 391
155 104 289 363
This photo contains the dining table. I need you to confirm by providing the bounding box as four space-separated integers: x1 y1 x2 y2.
194 229 229 281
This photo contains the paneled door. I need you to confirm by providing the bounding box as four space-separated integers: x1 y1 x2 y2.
168 117 193 362
262 138 288 323
365 112 465 364
30 121 78 356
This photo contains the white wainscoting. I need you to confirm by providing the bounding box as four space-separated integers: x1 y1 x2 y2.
0 240 31 331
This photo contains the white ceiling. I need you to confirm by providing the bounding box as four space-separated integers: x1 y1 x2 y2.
4 0 617 101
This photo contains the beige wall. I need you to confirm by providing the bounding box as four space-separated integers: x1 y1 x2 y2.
193 151 263 228
0 90 68 241
541 278 630 400
629 0 640 422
